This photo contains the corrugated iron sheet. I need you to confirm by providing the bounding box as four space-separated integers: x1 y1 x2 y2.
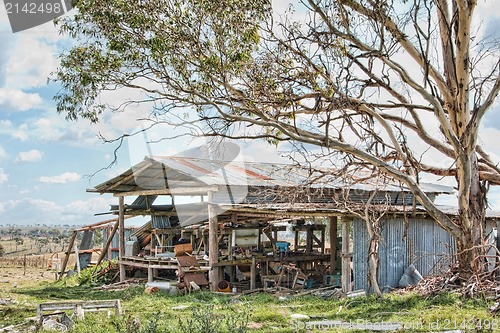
102 228 135 260
92 156 453 196
151 215 171 229
353 217 456 292
129 221 152 247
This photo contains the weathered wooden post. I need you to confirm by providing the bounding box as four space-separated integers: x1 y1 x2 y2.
329 216 338 275
208 191 220 291
497 221 500 280
250 257 256 290
118 196 126 282
341 217 352 293
58 230 77 279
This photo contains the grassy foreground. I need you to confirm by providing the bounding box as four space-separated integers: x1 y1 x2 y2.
0 267 499 332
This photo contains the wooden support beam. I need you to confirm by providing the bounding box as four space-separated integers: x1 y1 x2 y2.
497 221 500 281
208 191 221 291
341 217 352 293
263 229 277 254
148 267 154 283
250 257 256 290
320 226 326 254
329 216 338 274
113 187 218 197
108 162 152 191
306 228 313 255
118 196 126 282
96 221 120 266
58 230 77 279
311 232 323 247
75 216 134 231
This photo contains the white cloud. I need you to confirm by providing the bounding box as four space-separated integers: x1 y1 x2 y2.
15 149 43 163
34 118 52 128
11 129 28 141
66 197 114 214
29 115 102 146
6 123 30 141
0 199 20 214
0 119 12 128
28 198 61 212
0 89 42 111
39 172 81 184
0 145 6 160
5 34 60 89
0 168 8 184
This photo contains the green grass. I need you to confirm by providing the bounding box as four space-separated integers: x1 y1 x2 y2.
1 272 499 333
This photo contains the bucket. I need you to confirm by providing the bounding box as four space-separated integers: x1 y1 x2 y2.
217 280 231 293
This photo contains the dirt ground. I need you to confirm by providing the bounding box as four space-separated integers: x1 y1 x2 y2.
0 266 57 290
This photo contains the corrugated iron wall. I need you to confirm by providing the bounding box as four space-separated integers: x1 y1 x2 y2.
103 228 134 260
151 215 171 229
353 217 456 291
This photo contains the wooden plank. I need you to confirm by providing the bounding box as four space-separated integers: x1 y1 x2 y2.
108 161 152 191
219 205 345 217
58 230 77 279
118 196 126 282
96 221 120 266
38 300 122 319
329 216 338 274
119 260 179 270
113 187 218 197
75 216 133 231
212 254 331 267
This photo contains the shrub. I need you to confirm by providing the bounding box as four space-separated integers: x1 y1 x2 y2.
179 305 249 333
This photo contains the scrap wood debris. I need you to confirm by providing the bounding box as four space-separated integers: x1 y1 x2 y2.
239 285 343 299
93 278 146 290
405 266 500 298
0 323 32 333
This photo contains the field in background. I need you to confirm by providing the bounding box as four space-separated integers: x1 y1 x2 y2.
0 225 78 258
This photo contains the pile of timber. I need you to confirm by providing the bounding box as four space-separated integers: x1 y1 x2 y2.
406 267 500 299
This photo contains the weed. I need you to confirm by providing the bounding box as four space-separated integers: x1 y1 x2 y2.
178 304 249 333
112 315 141 333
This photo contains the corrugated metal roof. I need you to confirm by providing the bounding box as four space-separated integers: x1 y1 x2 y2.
91 156 453 195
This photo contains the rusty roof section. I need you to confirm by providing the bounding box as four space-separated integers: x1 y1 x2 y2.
90 155 453 195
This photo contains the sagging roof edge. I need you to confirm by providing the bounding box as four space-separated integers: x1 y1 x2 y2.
88 156 455 195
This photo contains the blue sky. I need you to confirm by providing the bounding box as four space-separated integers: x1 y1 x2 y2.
0 11 118 226
1 2 500 227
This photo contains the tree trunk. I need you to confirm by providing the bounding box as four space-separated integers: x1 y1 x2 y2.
456 155 487 276
364 216 382 297
368 238 382 296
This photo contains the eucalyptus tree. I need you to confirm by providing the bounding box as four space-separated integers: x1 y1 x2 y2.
54 0 500 284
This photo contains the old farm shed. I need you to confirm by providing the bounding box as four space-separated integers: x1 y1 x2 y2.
86 155 474 293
